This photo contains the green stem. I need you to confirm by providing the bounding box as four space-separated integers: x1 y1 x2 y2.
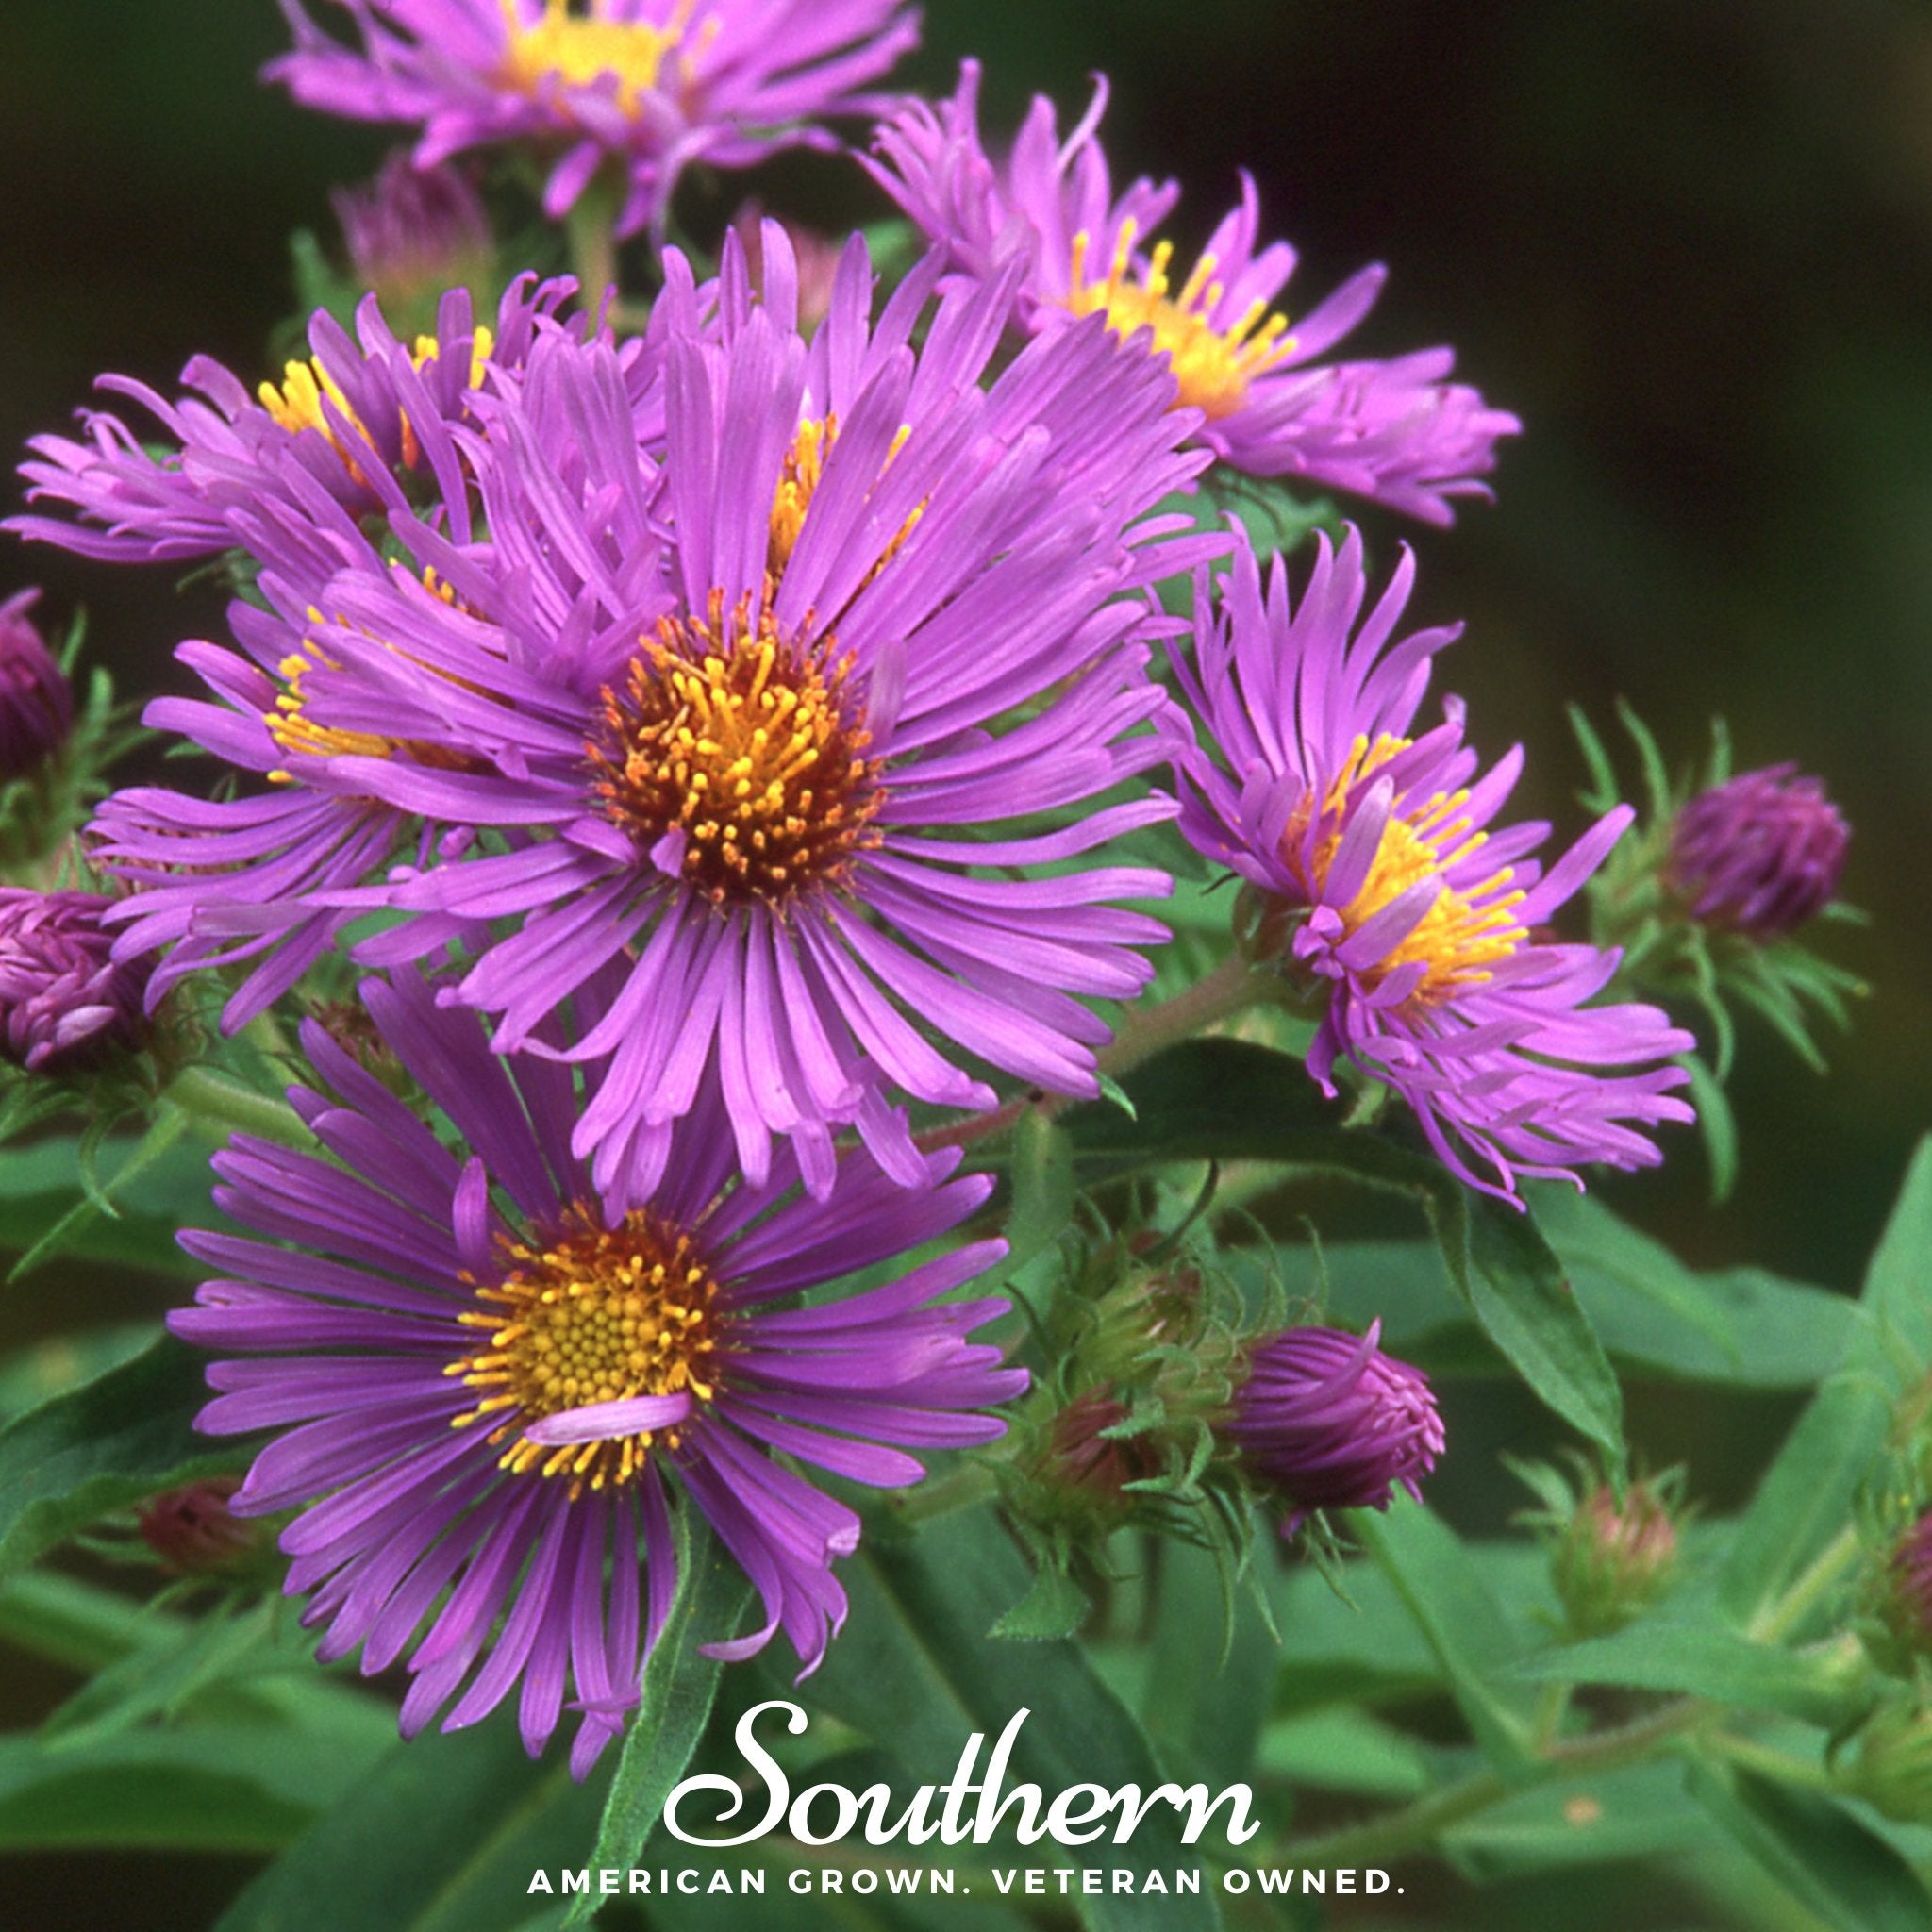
916 954 1273 1156
1700 1732 1834 1791
1275 1697 1710 1870
163 1067 312 1150
564 174 622 313
1749 1524 1862 1645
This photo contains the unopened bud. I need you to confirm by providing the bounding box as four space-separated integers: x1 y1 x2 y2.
332 154 493 317
137 1477 258 1575
0 591 73 780
1552 1480 1679 1637
0 889 149 1073
1668 763 1848 939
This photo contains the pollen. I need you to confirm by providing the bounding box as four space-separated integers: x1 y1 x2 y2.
263 591 480 783
1066 220 1295 421
499 0 700 114
1291 732 1528 1006
448 1205 724 1494
767 415 919 581
589 591 884 908
258 328 494 480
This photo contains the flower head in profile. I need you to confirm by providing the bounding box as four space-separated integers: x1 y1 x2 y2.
1168 524 1694 1203
9 277 576 567
1668 762 1849 940
1222 1322 1442 1533
106 225 1211 1199
333 152 496 321
172 970 1023 1775
0 591 73 780
865 61 1519 525
0 889 151 1074
271 0 920 240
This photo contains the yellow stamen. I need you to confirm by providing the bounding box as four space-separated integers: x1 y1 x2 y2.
447 1205 724 1496
499 0 697 114
589 591 883 908
263 583 484 782
258 326 494 480
1289 732 1528 1005
767 415 920 580
1065 219 1295 421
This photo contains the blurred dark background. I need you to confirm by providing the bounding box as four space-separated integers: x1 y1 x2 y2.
2 1 1929 1924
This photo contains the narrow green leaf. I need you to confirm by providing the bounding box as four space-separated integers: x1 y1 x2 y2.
0 1336 241 1579
215 1715 604 1932
1141 1541 1274 1784
1683 1056 1740 1202
0 1730 321 1853
1859 1135 1932 1367
1347 1494 1539 1774
1506 1622 1859 1726
1255 1709 1430 1800
8 1108 191 1283
1687 1760 1932 1932
573 1512 751 1920
791 1509 1224 1932
1443 1761 1714 1877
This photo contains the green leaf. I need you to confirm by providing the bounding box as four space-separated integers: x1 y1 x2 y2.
787 1508 1224 1932
1255 1709 1430 1800
573 1512 751 1920
1064 1041 1624 1467
1346 1494 1540 1774
1140 1541 1274 1784
990 1558 1090 1641
1687 1760 1932 1932
0 1729 322 1853
1506 1622 1860 1726
1442 1760 1713 1877
215 1714 605 1932
1718 1138 1932 1628
1532 1190 1855 1390
1683 1055 1740 1202
0 1128 208 1284
0 1336 242 1580
6 1110 194 1283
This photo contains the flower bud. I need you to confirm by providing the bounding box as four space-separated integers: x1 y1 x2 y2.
0 591 73 781
0 889 150 1073
137 1478 261 1575
1879 1508 1932 1657
1836 1700 1932 1826
729 204 845 336
332 154 493 315
1222 1321 1443 1534
1043 1387 1163 1512
1668 763 1848 939
1551 1479 1679 1637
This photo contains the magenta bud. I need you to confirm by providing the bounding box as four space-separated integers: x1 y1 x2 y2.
0 889 150 1073
1222 1321 1443 1534
1668 763 1849 939
0 591 73 780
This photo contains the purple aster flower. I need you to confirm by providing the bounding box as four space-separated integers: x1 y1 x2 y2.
9 277 576 566
270 0 920 241
171 969 1024 1775
0 591 73 780
1222 1322 1443 1533
1167 524 1694 1203
0 889 152 1073
103 225 1213 1198
864 62 1520 525
1668 763 1849 940
333 152 496 315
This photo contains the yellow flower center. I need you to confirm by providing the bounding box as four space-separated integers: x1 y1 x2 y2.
767 415 920 580
1066 220 1295 421
1291 733 1528 1006
589 593 884 907
449 1207 723 1492
499 0 698 113
257 328 495 480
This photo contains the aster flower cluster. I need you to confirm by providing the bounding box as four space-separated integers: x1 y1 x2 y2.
0 0 1869 1821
